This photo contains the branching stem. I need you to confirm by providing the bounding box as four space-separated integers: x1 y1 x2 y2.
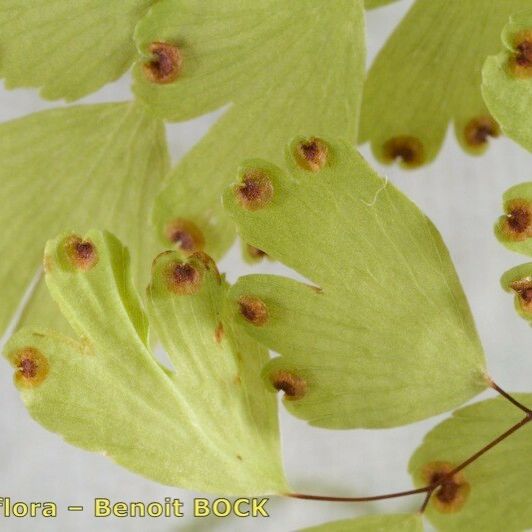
286 386 531 511
418 412 531 512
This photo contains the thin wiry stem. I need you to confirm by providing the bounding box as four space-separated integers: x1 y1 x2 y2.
419 490 432 513
286 486 429 503
489 380 531 414
447 413 531 478
418 413 531 512
286 402 532 509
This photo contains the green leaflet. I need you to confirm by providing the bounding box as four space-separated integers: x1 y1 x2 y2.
500 263 532 322
304 513 423 532
360 0 530 168
224 137 486 429
482 10 532 152
409 395 532 531
0 0 155 100
4 230 287 495
0 102 169 337
494 182 532 256
488 18 532 327
133 0 365 259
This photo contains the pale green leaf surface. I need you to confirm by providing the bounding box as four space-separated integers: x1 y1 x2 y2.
410 395 532 531
365 0 400 9
360 0 529 167
0 102 169 337
133 0 365 259
494 182 532 256
4 230 287 495
304 513 423 532
482 10 532 152
0 0 155 100
500 263 532 322
224 137 486 429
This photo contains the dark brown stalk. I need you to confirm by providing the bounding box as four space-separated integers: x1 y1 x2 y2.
489 380 531 414
286 486 429 503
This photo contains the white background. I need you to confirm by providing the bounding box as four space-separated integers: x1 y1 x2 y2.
1 1 531 530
